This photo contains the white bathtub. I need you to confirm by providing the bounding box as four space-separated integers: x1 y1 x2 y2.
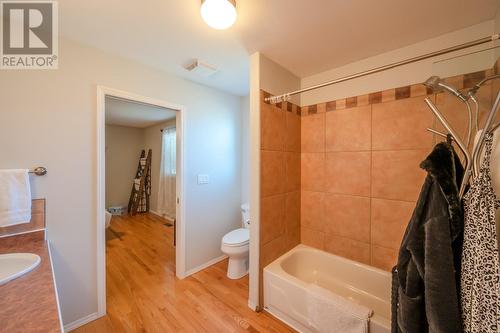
264 244 391 333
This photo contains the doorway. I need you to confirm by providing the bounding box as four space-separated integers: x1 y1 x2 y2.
96 87 186 317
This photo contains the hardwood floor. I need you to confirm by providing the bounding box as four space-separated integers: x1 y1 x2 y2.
72 213 294 333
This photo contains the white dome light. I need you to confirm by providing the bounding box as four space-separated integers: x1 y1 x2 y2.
200 0 237 30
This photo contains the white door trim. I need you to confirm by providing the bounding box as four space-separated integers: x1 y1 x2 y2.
96 86 187 319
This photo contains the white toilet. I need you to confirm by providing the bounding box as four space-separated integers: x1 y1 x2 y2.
221 203 250 279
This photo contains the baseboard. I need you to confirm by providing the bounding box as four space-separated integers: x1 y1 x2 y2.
149 210 174 221
248 299 259 311
184 254 227 277
63 312 101 332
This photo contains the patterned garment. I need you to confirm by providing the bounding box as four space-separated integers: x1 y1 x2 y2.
461 133 500 333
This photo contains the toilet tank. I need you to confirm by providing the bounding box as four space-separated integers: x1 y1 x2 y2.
241 203 250 228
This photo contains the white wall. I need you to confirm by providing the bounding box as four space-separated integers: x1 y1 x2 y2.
0 38 242 326
105 125 145 208
143 119 176 214
301 21 497 106
240 95 250 204
260 55 301 105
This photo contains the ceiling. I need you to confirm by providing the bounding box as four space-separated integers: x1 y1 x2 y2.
60 1 500 96
105 97 176 128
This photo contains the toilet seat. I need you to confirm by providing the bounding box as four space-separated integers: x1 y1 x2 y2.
222 228 249 247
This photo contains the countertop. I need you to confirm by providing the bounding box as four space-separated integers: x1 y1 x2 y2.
0 231 62 333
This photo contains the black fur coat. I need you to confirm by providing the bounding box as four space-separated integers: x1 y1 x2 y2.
391 142 464 333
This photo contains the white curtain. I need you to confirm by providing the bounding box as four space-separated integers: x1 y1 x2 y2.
157 127 176 219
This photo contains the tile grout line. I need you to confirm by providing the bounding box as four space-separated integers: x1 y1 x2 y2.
323 109 326 250
369 103 373 266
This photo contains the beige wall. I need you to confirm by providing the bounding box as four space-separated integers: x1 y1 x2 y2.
105 125 145 208
0 38 243 326
143 119 176 213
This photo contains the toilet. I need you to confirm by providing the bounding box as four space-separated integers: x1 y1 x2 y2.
221 203 250 279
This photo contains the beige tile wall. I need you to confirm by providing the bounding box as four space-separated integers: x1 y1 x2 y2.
259 66 498 281
300 98 431 270
259 91 302 295
299 67 498 271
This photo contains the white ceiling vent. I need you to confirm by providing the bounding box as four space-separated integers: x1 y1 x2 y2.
184 59 218 77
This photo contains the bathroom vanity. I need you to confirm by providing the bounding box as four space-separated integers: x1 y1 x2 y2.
0 199 63 332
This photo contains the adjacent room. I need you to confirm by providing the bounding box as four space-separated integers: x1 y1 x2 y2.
1 1 499 333
105 97 177 222
103 96 180 328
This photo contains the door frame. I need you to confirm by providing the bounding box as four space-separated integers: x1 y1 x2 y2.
96 86 186 317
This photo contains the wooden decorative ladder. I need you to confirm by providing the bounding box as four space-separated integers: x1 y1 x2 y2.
128 149 152 216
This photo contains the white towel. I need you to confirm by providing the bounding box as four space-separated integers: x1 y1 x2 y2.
307 284 373 333
0 169 32 227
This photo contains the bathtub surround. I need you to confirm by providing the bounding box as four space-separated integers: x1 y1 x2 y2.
259 66 497 273
258 64 497 333
259 90 302 284
301 68 497 271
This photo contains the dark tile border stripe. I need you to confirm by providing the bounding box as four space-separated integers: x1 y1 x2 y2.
262 67 494 117
395 86 411 100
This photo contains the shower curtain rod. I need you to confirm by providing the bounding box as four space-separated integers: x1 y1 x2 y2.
265 34 499 104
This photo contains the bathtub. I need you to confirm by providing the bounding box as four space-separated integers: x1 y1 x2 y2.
264 244 391 333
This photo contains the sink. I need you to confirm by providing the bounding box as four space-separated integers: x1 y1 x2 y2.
0 253 41 285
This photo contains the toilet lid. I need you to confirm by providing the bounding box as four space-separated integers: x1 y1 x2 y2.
223 228 249 246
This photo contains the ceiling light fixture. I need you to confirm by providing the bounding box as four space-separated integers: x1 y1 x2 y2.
200 0 237 30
